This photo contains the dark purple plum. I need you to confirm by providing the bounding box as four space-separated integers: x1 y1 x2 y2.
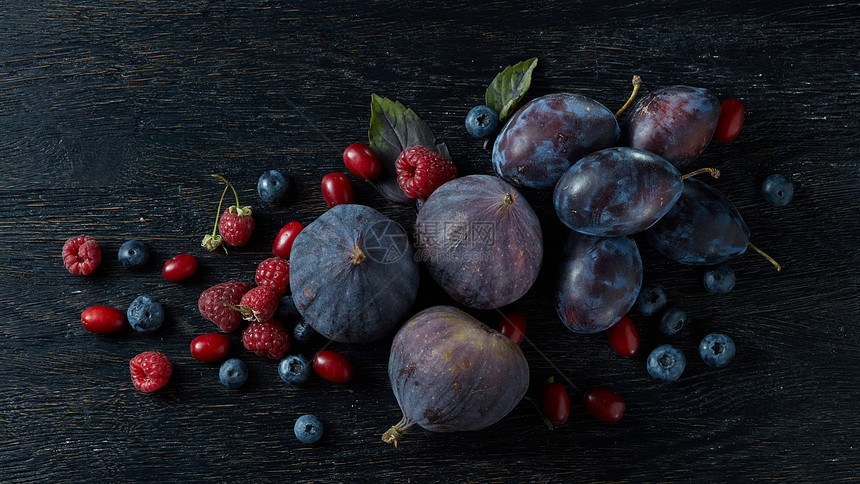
415 175 543 310
382 306 529 446
553 147 683 237
290 204 419 343
646 178 749 266
556 232 643 334
622 86 720 169
492 93 620 189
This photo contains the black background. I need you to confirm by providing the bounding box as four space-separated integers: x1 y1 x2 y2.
2 1 858 482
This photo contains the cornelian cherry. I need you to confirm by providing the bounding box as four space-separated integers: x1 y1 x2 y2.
272 221 305 259
313 349 353 383
583 387 625 423
714 98 744 143
343 142 382 180
495 311 526 345
321 173 354 208
81 305 125 334
190 333 230 362
606 315 639 357
162 253 198 281
540 378 570 425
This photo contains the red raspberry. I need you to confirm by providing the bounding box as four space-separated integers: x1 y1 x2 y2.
62 235 102 275
242 319 290 359
255 257 290 296
219 206 255 247
129 351 172 392
198 280 252 332
395 146 457 199
237 286 278 322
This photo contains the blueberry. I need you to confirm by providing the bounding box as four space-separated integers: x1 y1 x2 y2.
761 174 794 207
117 240 150 271
294 414 323 444
275 294 300 321
658 307 687 336
278 354 310 385
219 358 249 388
257 169 289 205
646 344 686 382
699 333 736 368
703 263 736 294
465 105 500 139
126 295 164 333
635 282 667 317
293 318 316 344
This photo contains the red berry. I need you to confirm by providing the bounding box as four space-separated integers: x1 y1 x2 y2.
162 253 198 282
394 145 457 199
190 333 230 362
714 98 744 143
495 311 526 345
606 315 639 357
81 305 125 334
343 142 382 180
540 379 570 425
272 221 304 259
198 280 252 333
219 206 256 247
321 173 354 208
129 351 172 392
583 387 626 423
313 349 353 384
62 235 102 275
242 319 290 359
255 257 290 296
237 286 278 322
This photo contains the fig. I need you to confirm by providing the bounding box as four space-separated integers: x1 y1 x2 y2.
290 204 419 343
382 306 529 446
415 175 543 310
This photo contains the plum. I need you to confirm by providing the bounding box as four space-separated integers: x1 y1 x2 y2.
553 147 683 237
382 306 529 446
621 85 720 169
556 232 643 333
492 93 620 189
415 175 543 309
289 204 419 343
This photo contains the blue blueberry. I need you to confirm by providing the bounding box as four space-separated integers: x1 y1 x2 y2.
646 344 686 382
658 307 687 336
703 263 736 294
278 354 310 385
117 240 150 270
127 295 164 333
292 318 316 344
275 294 300 321
257 169 289 205
219 358 249 388
635 282 667 317
294 414 323 444
761 174 794 207
699 333 736 368
465 105 500 139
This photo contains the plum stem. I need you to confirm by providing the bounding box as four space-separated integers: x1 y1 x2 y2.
748 242 781 271
382 415 413 447
682 167 721 180
614 75 642 118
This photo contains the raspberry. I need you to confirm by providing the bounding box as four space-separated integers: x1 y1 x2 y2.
129 351 172 392
198 281 252 332
242 319 290 359
62 235 102 275
237 286 278 322
219 206 255 247
395 146 457 199
255 257 290 296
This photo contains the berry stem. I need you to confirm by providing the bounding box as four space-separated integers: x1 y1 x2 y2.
682 167 721 180
614 75 642 118
747 242 781 271
523 396 554 430
212 174 240 210
202 185 229 252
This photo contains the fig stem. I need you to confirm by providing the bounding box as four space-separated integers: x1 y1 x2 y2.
350 246 366 265
503 193 515 206
748 242 781 271
614 75 642 118
382 415 413 447
682 167 721 180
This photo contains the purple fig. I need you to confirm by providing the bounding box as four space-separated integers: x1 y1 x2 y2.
382 306 529 446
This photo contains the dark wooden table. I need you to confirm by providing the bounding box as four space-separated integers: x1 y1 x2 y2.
2 1 858 481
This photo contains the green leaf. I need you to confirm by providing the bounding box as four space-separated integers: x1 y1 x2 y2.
485 57 538 121
368 94 450 204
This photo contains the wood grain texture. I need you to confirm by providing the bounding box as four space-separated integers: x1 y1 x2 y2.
1 0 858 481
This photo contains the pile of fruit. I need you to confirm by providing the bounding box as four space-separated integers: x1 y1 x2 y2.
63 58 795 446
